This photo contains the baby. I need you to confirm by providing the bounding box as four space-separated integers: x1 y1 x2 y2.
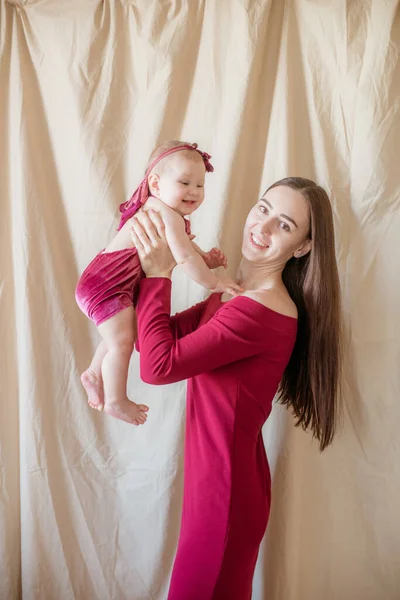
76 141 241 425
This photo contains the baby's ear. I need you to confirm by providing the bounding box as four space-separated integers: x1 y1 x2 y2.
148 173 160 196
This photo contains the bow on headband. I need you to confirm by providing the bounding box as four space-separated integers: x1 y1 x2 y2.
118 142 214 230
186 143 214 173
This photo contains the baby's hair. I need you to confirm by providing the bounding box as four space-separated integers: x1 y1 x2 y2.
147 140 204 174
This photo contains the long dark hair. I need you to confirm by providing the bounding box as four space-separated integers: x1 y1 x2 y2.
267 177 342 451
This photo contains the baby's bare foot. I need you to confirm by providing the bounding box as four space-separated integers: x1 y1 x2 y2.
103 398 149 426
81 369 104 411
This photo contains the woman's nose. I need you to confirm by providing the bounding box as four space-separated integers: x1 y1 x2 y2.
259 218 272 234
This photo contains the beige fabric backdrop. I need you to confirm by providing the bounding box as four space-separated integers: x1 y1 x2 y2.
1 0 400 598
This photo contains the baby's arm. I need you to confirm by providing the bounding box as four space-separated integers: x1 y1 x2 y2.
143 201 235 292
191 241 206 258
192 242 228 270
162 213 219 290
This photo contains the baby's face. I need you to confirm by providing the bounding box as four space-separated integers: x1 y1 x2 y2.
154 153 206 216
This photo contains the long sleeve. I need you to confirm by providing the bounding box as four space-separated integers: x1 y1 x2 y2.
135 282 207 352
170 299 208 339
136 278 293 385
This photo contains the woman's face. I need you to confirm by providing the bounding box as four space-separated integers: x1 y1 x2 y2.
242 185 312 265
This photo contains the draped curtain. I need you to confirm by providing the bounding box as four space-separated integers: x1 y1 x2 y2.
1 1 399 598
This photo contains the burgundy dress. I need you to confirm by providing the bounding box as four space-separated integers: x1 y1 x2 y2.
136 278 297 600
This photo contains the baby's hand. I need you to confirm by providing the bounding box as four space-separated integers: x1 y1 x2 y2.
212 274 243 296
203 247 228 270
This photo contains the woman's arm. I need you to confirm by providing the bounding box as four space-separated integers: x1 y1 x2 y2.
170 300 208 339
136 278 272 385
135 290 207 352
131 210 295 384
130 210 268 383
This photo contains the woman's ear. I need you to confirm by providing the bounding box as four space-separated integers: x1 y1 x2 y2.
294 239 312 258
148 173 160 198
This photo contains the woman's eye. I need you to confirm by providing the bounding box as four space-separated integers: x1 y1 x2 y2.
259 205 267 214
279 221 290 232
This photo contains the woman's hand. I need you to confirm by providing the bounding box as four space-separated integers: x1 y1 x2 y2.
131 210 176 278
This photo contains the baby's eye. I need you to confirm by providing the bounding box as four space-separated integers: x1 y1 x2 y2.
279 221 290 232
180 181 189 186
197 184 204 188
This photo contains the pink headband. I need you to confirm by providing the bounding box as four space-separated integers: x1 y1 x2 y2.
118 142 214 230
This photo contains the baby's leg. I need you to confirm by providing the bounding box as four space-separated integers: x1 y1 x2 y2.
98 307 149 426
81 341 107 411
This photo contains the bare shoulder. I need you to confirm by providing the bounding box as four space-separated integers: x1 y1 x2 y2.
145 196 163 211
242 288 298 318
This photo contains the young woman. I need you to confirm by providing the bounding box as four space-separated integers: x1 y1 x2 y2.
131 177 342 600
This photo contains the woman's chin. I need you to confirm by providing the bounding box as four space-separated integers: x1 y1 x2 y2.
241 242 268 262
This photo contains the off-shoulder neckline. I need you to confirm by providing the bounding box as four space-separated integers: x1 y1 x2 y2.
215 293 298 322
